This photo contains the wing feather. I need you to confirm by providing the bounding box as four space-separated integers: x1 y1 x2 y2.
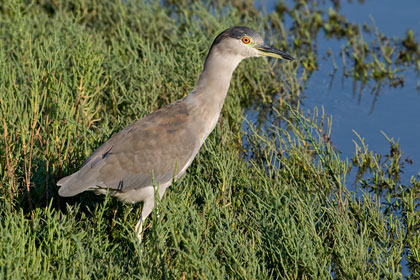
58 101 199 197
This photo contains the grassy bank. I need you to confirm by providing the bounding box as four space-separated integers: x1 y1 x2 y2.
0 0 419 279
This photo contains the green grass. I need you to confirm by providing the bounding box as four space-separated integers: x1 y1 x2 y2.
0 0 419 279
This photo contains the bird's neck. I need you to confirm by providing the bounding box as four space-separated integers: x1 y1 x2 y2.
191 48 243 112
184 48 244 144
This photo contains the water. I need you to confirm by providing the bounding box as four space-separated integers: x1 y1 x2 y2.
340 0 420 37
252 0 420 182
249 2 419 276
307 0 420 182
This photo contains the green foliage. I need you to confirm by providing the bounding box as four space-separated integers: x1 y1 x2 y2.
0 0 418 279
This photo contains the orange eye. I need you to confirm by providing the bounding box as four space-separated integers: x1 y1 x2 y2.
242 36 251 44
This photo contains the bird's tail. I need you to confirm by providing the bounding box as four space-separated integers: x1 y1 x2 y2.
57 171 92 197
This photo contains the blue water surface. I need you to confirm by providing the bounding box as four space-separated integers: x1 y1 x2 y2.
306 0 420 182
254 0 420 182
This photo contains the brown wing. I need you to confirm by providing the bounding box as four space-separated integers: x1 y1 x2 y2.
57 100 199 196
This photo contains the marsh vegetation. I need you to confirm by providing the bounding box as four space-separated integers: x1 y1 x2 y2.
0 0 419 279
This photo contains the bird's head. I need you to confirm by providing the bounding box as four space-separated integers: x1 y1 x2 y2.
209 26 294 61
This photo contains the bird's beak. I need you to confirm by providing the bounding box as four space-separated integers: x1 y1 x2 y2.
255 44 294 60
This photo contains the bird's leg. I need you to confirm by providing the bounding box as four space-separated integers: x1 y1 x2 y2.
135 216 144 242
134 197 154 243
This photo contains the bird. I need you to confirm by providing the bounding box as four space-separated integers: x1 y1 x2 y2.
57 26 294 241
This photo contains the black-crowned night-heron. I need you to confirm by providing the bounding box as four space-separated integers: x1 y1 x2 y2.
58 26 294 241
